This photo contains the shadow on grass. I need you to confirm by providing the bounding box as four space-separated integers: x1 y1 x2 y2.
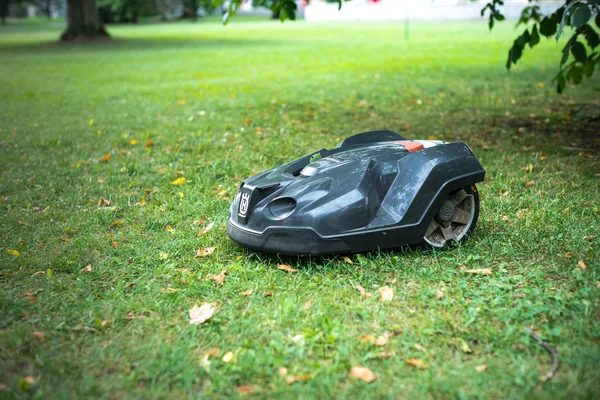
0 36 277 55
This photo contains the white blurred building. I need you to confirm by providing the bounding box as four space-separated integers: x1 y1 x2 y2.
303 0 562 21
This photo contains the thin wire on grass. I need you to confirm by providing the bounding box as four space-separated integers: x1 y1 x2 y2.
528 328 559 382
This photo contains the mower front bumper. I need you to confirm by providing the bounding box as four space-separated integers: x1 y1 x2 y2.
227 221 351 256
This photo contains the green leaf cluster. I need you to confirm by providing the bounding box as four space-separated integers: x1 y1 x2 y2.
483 0 600 93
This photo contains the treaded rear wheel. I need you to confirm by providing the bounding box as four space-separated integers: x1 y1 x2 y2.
423 185 480 248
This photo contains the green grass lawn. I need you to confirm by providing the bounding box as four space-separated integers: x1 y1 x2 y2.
0 17 599 398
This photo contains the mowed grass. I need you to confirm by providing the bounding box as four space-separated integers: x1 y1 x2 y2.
0 17 599 398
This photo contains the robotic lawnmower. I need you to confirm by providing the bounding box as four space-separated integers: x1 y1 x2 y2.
227 130 485 256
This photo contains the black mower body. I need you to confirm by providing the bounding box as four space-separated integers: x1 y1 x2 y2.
227 130 485 256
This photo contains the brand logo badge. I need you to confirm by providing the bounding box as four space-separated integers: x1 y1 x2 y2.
239 192 250 216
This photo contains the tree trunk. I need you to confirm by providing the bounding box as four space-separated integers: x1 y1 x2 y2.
61 0 109 41
0 0 9 25
43 0 51 19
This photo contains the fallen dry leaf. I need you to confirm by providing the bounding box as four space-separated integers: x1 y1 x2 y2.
584 234 596 242
361 334 376 344
379 286 394 302
199 222 214 236
278 366 288 377
145 140 154 148
577 260 586 270
377 352 393 359
263 291 274 297
414 343 428 353
349 366 376 383
99 153 111 163
240 288 253 296
31 331 45 343
204 348 221 358
189 303 216 325
171 177 187 185
237 385 253 395
31 271 46 277
526 181 535 187
435 290 445 300
405 358 429 369
375 331 393 346
466 269 493 276
222 351 234 363
160 288 179 294
209 270 227 285
475 364 488 372
565 251 574 258
196 247 216 258
159 251 168 260
277 264 297 273
0 382 7 390
111 241 119 248
341 256 353 264
502 215 510 222
303 298 313 310
7 249 20 257
125 311 145 320
356 285 372 298
98 197 111 207
286 374 313 384
199 354 211 372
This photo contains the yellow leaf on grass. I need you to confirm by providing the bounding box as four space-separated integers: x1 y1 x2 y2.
159 251 168 260
356 285 372 298
81 265 92 272
7 249 20 257
341 256 353 264
475 364 488 372
405 358 429 369
436 290 445 300
584 234 596 242
349 366 376 383
240 288 253 296
160 288 179 294
209 270 227 285
578 260 587 270
171 177 187 185
277 264 297 273
375 331 393 346
189 303 216 325
379 286 394 302
466 269 492 276
414 343 427 353
222 351 234 363
196 247 216 258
